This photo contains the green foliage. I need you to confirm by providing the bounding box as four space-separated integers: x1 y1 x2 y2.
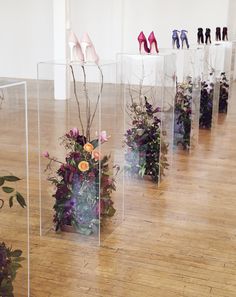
0 175 26 209
0 243 25 297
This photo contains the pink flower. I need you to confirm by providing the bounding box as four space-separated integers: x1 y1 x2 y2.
92 150 102 161
99 131 110 143
71 127 79 137
42 151 49 158
66 128 79 139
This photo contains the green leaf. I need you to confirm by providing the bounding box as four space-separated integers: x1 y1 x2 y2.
0 177 4 186
10 249 23 257
16 192 27 208
2 186 14 193
90 139 99 148
3 176 21 182
13 256 25 262
11 262 22 270
107 206 116 217
9 195 14 208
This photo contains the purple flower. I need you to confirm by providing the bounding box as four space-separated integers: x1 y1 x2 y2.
65 197 77 209
55 184 69 200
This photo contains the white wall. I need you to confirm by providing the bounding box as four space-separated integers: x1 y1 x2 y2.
0 0 231 79
0 0 53 79
123 0 229 53
70 0 229 61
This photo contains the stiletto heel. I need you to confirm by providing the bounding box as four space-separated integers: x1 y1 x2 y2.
81 33 99 64
138 31 150 54
148 31 159 54
68 30 84 62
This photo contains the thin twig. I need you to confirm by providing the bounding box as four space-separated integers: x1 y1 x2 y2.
81 65 91 140
69 65 85 139
89 64 104 134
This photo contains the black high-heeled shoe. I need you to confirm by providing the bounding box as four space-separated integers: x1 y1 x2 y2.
216 27 221 41
197 28 204 44
222 27 228 41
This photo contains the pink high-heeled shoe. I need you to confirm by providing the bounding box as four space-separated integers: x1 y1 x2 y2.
148 31 159 54
68 31 84 62
138 31 150 54
81 33 99 64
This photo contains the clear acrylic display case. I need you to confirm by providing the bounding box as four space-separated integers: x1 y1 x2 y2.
167 49 203 150
200 45 221 128
0 80 29 297
231 41 236 82
117 53 176 188
37 61 123 246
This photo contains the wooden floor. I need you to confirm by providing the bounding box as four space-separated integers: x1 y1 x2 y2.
1 80 236 296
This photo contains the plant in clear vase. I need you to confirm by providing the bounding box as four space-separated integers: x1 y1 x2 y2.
124 92 169 183
199 76 214 129
219 72 229 113
174 78 193 149
43 65 119 236
0 175 26 297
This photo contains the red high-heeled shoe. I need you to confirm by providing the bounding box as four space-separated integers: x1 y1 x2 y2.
148 31 159 54
138 31 150 54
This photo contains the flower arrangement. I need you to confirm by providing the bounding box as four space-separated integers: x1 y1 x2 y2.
43 64 119 236
199 77 214 129
0 242 25 297
174 78 193 149
124 95 169 183
44 129 118 235
219 72 229 113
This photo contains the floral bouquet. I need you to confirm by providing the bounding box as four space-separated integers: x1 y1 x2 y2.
174 78 193 149
44 130 119 236
0 242 25 297
199 77 214 129
124 96 169 183
219 72 229 113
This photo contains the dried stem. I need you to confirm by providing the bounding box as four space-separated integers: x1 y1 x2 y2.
81 65 91 140
89 65 104 134
70 65 85 139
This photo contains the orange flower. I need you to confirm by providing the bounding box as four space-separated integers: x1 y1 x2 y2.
92 150 102 161
78 161 89 172
83 143 94 153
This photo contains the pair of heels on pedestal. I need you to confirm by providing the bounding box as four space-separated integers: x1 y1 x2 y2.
68 31 99 64
138 31 159 54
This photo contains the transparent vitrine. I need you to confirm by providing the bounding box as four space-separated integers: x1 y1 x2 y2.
167 49 203 150
117 53 176 193
204 42 232 115
0 80 29 297
200 45 221 128
37 61 123 246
